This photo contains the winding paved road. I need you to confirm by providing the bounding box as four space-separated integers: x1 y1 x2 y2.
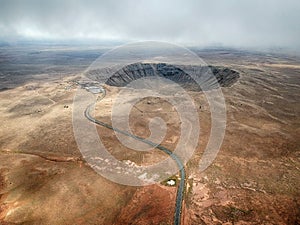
84 88 186 225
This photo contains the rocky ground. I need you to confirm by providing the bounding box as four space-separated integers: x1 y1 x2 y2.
0 48 299 224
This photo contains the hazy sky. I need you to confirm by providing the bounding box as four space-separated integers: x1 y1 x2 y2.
0 0 299 49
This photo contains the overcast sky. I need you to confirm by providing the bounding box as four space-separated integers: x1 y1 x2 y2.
0 0 299 49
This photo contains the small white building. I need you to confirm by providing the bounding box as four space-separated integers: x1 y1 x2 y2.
167 179 176 186
85 86 104 94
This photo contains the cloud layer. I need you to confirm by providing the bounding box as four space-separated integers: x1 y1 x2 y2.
0 0 299 48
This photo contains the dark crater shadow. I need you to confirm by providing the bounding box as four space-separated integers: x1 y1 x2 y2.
88 63 240 91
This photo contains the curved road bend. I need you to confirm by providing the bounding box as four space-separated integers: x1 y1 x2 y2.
84 89 186 225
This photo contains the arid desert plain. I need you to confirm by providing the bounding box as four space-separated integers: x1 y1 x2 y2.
0 45 299 225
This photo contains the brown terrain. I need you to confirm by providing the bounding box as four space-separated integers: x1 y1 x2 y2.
0 47 299 224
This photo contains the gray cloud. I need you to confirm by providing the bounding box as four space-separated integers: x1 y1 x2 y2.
0 0 299 49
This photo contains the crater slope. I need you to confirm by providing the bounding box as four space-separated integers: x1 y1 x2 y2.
89 63 240 91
